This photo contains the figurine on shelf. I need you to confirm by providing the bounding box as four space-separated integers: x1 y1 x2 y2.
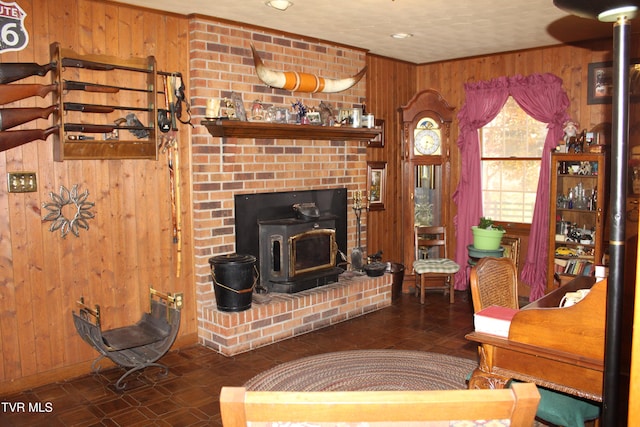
319 101 335 126
578 161 592 175
251 99 265 121
562 120 586 154
292 100 308 124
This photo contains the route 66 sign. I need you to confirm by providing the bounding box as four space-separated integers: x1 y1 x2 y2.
0 1 28 53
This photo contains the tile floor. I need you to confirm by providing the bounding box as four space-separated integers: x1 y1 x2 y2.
0 290 492 426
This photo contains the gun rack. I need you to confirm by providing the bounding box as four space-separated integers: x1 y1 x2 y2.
50 42 158 161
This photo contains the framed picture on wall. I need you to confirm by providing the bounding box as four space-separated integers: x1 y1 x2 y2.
367 161 386 211
587 59 640 104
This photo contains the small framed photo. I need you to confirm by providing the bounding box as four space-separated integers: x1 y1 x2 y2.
306 111 322 125
272 107 288 123
338 108 362 127
587 59 640 104
367 161 386 211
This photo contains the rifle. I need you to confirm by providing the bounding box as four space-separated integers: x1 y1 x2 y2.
0 105 58 131
65 123 152 139
0 126 58 152
0 83 57 105
61 56 177 77
62 57 152 74
0 81 121 105
64 80 160 95
63 102 150 113
0 62 56 84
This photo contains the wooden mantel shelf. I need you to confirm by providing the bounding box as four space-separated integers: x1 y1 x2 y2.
201 119 382 141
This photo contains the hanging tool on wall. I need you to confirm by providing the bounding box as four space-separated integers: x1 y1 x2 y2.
158 73 183 277
158 74 175 133
157 72 193 132
171 142 182 278
113 113 151 139
171 74 193 128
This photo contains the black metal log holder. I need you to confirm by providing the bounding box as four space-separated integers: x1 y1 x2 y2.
72 288 183 390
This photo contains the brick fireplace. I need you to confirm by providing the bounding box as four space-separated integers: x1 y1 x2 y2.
188 18 388 355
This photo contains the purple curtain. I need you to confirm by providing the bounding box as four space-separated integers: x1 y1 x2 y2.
452 77 509 290
510 74 570 300
453 73 570 300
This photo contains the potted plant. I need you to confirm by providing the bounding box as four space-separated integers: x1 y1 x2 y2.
471 217 506 250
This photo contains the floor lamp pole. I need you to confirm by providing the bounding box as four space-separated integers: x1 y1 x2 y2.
552 2 637 424
603 13 631 426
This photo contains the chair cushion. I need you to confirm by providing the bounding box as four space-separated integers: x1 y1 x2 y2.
413 259 460 274
505 380 600 427
536 386 600 427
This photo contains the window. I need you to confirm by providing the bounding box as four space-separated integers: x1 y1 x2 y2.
480 97 548 223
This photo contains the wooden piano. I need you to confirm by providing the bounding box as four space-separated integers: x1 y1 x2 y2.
466 275 605 401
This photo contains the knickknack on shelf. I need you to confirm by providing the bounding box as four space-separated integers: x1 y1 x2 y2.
201 119 382 142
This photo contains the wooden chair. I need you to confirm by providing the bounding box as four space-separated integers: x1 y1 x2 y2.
220 382 540 427
469 256 519 311
468 257 601 427
413 225 460 304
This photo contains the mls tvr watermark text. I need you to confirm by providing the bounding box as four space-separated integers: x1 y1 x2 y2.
1 401 53 413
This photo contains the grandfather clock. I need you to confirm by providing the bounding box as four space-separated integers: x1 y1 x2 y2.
400 89 455 285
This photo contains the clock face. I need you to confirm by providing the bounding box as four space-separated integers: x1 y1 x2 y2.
414 128 441 155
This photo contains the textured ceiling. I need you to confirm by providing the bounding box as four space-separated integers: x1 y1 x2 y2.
113 0 618 63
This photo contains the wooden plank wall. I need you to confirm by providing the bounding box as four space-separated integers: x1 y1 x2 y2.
366 33 640 296
365 55 416 269
0 0 194 394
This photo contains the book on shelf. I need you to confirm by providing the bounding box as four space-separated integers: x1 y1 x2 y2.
561 258 594 276
554 258 568 274
473 305 519 338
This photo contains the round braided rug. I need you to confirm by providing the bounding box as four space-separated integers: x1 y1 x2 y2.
245 350 477 391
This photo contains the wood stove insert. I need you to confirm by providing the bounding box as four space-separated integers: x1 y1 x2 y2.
234 189 347 293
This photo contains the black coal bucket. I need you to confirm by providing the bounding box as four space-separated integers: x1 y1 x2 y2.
209 253 258 312
388 262 405 301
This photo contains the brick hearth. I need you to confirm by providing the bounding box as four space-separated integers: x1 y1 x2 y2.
200 273 392 356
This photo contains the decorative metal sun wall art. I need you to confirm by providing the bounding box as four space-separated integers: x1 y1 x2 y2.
42 185 95 238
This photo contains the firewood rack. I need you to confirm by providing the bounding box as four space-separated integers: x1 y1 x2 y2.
72 288 183 389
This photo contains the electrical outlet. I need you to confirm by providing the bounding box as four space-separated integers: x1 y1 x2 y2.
7 172 37 193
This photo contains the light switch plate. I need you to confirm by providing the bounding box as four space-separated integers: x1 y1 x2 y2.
7 172 37 193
